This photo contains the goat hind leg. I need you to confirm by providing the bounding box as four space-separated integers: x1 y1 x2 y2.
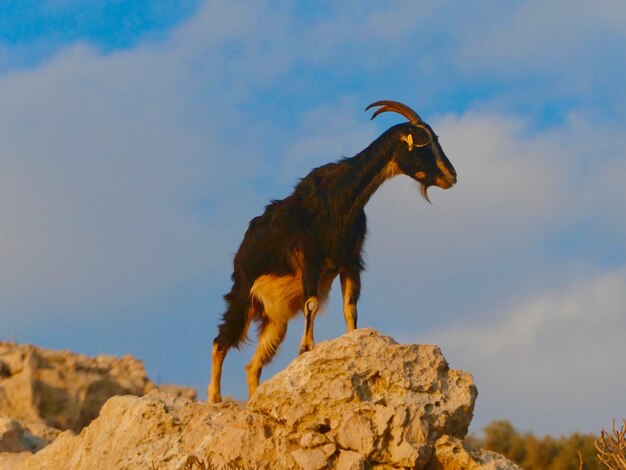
245 319 287 399
208 340 229 403
208 300 258 403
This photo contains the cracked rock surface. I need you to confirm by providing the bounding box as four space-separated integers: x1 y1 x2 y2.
1 329 519 469
0 341 196 435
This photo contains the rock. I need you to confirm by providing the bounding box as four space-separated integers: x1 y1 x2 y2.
300 431 329 448
9 392 199 470
249 328 477 468
427 435 523 470
0 329 520 470
0 417 61 453
291 443 337 470
0 342 197 434
336 411 376 455
0 417 25 453
154 384 197 401
336 450 366 470
0 329 518 470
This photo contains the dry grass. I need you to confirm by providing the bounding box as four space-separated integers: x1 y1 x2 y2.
150 456 257 470
180 456 211 470
179 455 258 470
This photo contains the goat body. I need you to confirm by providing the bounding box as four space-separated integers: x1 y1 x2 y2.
208 101 457 403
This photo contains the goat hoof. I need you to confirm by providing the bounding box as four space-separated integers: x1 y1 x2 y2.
298 344 313 355
207 386 222 404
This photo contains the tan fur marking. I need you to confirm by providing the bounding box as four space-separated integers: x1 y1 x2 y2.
208 343 227 403
427 132 455 184
381 160 402 180
435 175 453 189
340 273 358 332
246 319 287 398
299 295 319 354
436 158 455 183
250 271 334 324
401 133 414 150
247 254 338 392
251 274 304 323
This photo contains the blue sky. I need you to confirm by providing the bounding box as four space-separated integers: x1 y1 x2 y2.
0 1 200 50
1 1 625 436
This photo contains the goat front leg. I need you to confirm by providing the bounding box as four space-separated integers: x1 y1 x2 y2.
340 269 361 332
298 296 319 355
299 263 321 355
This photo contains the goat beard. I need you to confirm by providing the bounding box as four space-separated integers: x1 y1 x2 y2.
419 183 432 204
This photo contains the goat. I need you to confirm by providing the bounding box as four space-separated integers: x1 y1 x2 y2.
208 100 457 403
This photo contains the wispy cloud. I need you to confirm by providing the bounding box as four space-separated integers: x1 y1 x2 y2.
361 111 574 319
456 1 626 72
452 0 626 119
0 40 247 317
418 270 626 435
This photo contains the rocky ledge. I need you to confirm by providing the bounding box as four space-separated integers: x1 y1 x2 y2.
0 329 519 469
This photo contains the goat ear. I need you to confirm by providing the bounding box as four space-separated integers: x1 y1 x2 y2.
401 130 430 151
401 134 415 151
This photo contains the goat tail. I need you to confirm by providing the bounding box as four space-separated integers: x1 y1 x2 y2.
213 282 257 350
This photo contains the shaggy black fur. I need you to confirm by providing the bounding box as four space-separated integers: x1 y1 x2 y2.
214 118 456 351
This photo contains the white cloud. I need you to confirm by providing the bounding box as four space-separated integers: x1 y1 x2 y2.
456 1 626 72
451 0 626 118
354 105 626 323
411 271 626 435
277 97 377 185
0 27 266 318
356 111 568 321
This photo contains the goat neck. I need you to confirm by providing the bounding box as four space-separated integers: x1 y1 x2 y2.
321 128 402 221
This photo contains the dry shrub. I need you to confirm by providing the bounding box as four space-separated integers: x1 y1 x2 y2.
594 418 626 470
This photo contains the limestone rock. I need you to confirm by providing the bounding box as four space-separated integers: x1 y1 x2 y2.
427 435 522 470
250 328 478 468
0 342 196 434
0 417 61 453
291 443 337 470
0 328 509 470
336 450 366 470
155 384 197 401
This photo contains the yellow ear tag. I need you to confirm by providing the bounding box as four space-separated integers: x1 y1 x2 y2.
401 134 414 151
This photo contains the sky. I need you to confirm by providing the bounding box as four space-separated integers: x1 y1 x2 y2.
1 0 625 437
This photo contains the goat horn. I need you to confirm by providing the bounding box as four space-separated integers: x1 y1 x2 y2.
365 100 423 126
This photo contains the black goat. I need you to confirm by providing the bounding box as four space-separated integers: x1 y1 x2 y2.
208 101 457 403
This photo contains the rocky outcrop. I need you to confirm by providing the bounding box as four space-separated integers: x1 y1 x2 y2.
0 329 520 469
0 341 196 437
0 417 60 453
246 328 477 468
430 436 522 470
